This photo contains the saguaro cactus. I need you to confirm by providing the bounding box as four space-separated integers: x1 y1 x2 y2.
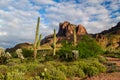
73 26 77 46
33 17 40 60
53 29 56 56
37 34 42 49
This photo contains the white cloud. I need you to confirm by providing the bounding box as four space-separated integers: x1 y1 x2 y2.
0 32 7 36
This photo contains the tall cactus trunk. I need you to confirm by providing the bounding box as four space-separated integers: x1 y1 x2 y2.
53 29 56 56
37 34 42 49
33 17 40 60
73 26 77 46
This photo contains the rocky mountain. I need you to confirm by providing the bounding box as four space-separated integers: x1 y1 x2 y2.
93 22 120 50
41 21 87 44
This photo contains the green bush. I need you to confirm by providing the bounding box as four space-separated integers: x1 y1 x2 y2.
84 66 99 77
44 69 66 80
66 65 78 77
0 72 4 80
26 63 39 71
76 35 103 58
90 61 106 73
57 41 75 61
42 62 66 80
0 65 7 79
66 65 85 78
6 70 25 80
10 52 17 58
8 64 27 72
57 35 103 61
0 65 7 74
70 59 106 77
97 56 106 63
57 64 67 74
76 68 85 78
22 49 33 57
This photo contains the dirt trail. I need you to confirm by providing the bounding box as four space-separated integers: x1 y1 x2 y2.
106 57 120 67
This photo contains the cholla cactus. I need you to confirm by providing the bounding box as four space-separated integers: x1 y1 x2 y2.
16 49 24 60
0 48 12 64
6 52 11 59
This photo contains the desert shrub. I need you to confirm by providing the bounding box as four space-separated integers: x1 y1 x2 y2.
42 62 66 80
66 65 78 77
66 65 85 78
26 63 39 71
97 56 106 63
0 72 4 80
25 76 41 80
45 55 55 61
90 61 106 73
84 66 99 77
76 68 85 78
0 65 7 79
22 49 33 57
8 64 27 72
0 65 7 74
10 52 17 58
57 64 67 74
57 35 103 61
44 69 66 80
57 41 76 61
6 70 25 80
77 60 89 70
76 35 103 58
6 58 21 66
70 59 106 77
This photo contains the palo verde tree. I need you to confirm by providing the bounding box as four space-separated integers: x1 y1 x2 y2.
33 17 42 60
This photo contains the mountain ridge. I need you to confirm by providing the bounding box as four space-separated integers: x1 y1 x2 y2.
6 21 120 52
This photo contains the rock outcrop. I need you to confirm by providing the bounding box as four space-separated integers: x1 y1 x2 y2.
6 43 33 53
57 21 87 37
41 21 87 44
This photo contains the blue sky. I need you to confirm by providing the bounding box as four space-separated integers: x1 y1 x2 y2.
0 0 120 48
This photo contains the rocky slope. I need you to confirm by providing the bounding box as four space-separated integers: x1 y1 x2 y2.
93 22 120 50
6 43 33 52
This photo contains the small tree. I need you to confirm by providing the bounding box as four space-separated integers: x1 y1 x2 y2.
76 35 103 58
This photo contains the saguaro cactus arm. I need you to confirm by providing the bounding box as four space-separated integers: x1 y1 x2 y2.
37 34 42 49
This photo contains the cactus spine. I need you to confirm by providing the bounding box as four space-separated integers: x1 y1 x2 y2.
73 26 77 46
53 29 56 56
33 17 40 60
